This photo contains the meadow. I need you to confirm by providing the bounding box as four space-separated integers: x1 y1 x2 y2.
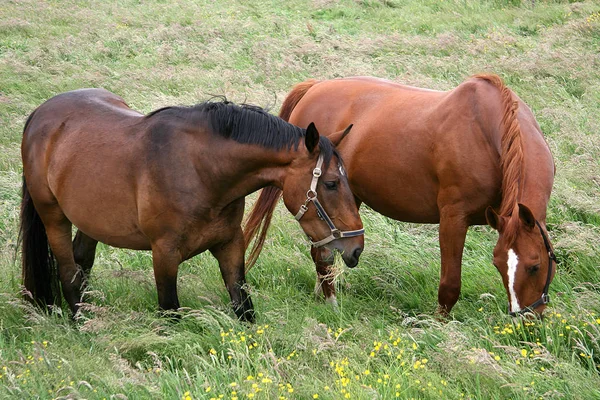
1 0 600 398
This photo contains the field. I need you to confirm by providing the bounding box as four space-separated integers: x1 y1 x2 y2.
1 0 600 399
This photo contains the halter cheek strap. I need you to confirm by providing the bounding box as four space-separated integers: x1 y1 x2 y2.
509 220 557 316
294 154 365 248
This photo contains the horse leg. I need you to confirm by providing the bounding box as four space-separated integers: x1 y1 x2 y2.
311 247 338 308
151 242 182 311
437 209 469 315
41 208 83 315
73 230 98 284
210 229 255 322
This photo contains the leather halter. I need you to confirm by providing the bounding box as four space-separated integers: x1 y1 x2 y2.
509 220 557 317
294 154 365 247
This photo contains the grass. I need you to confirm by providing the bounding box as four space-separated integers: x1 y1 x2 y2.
1 0 600 399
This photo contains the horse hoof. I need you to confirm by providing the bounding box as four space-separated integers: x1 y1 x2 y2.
238 309 255 323
325 295 339 311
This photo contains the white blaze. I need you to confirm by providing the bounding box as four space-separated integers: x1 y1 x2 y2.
507 249 521 313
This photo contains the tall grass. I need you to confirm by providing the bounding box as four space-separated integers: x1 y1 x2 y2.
1 0 599 398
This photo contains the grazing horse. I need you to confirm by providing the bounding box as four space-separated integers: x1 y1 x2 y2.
20 89 364 322
245 75 556 316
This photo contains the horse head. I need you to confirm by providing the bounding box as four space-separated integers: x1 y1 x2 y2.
486 203 557 316
281 123 364 268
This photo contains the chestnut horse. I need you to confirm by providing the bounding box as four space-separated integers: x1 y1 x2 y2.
20 89 364 322
245 75 556 316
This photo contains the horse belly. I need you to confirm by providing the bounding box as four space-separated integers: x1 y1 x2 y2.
59 187 149 250
344 146 441 223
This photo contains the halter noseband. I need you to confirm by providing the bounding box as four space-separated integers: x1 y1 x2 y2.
294 154 365 248
509 220 557 317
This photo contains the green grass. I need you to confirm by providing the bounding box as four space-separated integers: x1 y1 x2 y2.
1 0 600 399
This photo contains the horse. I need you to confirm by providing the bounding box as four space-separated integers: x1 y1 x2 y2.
19 89 364 322
245 74 556 316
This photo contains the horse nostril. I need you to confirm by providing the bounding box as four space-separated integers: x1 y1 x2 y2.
353 247 363 261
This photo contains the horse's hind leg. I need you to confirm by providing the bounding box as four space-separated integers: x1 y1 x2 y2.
39 206 84 315
210 228 255 322
73 230 98 280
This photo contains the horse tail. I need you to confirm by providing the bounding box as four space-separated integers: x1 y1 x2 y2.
473 74 524 218
19 112 60 308
278 79 320 122
243 186 283 271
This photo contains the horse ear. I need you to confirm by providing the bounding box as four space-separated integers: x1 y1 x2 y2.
518 203 536 229
485 206 503 231
328 124 353 146
305 122 320 154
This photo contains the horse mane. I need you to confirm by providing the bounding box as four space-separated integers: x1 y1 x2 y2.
473 74 524 244
147 100 313 152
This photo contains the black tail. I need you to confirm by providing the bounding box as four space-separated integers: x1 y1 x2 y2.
19 114 60 308
19 177 60 307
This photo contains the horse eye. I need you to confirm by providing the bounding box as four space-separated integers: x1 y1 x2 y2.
527 264 540 275
324 181 338 190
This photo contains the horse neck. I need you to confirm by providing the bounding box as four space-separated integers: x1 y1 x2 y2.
206 141 301 204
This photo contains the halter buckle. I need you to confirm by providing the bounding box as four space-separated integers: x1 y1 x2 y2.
332 229 341 239
306 189 317 200
313 167 322 178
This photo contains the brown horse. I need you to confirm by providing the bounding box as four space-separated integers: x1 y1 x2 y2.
245 74 556 316
19 89 364 322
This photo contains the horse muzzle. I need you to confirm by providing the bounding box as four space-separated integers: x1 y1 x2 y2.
316 242 363 268
342 246 363 268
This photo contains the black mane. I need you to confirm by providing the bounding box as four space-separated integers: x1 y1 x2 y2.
146 100 338 166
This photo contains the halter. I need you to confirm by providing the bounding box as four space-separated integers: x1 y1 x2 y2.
294 154 365 247
509 220 558 317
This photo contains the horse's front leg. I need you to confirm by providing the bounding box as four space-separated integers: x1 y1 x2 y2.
210 228 255 322
437 208 469 316
151 240 183 311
